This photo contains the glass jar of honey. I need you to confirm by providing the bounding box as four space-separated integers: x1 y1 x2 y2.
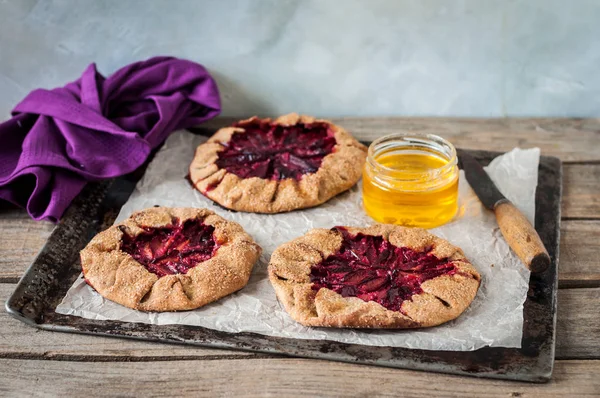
362 133 459 228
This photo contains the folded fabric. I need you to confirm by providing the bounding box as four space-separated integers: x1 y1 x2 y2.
0 56 221 222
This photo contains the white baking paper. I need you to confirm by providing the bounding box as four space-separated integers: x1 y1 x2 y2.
56 130 539 351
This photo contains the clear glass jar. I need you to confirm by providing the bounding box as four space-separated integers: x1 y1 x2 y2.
362 133 459 228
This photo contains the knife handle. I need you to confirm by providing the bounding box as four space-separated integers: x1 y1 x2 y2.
494 201 550 273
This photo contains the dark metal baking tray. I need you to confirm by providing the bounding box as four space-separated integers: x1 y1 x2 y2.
6 133 562 383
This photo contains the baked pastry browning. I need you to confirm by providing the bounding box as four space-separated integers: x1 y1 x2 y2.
81 207 261 312
268 225 481 328
189 113 367 213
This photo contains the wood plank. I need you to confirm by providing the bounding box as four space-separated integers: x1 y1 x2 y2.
0 209 54 282
335 117 600 163
556 288 600 359
2 283 599 360
200 117 600 162
0 358 598 397
562 164 600 220
559 220 600 288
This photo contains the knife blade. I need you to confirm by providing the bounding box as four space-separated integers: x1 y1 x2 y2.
461 152 550 273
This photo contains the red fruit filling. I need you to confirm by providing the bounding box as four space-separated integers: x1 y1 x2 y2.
310 227 457 312
120 219 220 277
215 118 337 181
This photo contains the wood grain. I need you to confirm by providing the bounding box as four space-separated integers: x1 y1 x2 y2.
1 283 598 360
0 209 54 282
559 220 600 288
336 117 600 163
200 117 600 162
562 164 600 219
556 288 600 359
0 358 598 397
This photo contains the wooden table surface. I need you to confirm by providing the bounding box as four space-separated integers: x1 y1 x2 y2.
1 118 599 397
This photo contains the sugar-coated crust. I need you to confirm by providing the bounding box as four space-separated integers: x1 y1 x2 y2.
189 113 367 213
80 207 262 312
268 225 481 328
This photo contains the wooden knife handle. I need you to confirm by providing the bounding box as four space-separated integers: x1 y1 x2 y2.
494 201 550 273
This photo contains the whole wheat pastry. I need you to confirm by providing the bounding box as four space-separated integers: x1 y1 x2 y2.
268 225 480 328
81 207 261 312
189 113 367 213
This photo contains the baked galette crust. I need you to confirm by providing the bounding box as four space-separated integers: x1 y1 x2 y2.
189 113 367 213
80 207 261 312
268 225 480 328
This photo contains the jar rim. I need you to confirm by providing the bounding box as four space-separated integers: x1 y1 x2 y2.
366 133 457 183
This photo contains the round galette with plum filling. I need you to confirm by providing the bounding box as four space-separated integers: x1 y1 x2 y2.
189 113 367 213
80 207 261 312
268 225 480 328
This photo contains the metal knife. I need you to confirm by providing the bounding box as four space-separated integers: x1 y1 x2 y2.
461 153 550 273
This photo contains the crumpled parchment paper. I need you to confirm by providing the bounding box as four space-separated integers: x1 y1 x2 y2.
56 130 539 351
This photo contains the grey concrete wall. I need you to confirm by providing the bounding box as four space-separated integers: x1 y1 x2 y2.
1 0 598 118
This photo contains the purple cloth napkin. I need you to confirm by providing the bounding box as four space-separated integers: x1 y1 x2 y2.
0 56 221 222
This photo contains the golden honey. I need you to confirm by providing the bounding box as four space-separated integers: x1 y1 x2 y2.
362 134 459 228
